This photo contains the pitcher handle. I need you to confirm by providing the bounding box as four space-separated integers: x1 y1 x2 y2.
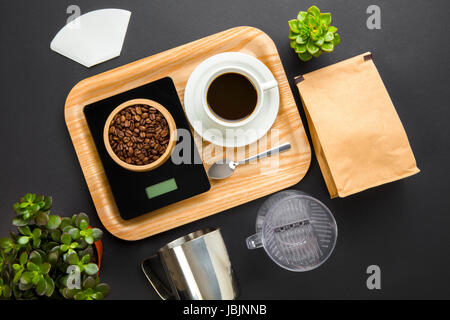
141 255 174 300
246 233 263 250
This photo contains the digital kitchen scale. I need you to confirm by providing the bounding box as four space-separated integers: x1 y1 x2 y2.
83 77 211 220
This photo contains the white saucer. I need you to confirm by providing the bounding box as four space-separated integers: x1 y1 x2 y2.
184 52 279 148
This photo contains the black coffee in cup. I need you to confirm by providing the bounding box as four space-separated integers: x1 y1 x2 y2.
206 72 258 121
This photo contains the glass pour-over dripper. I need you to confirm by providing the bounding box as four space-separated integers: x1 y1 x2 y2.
246 190 337 272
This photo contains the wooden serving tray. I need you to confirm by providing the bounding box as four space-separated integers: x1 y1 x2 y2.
65 26 311 240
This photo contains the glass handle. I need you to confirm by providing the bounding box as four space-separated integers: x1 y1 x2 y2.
246 233 263 250
141 255 174 300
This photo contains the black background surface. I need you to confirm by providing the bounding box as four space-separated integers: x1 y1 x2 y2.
0 0 449 299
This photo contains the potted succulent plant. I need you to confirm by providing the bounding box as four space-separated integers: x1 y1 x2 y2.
289 5 341 61
0 193 110 300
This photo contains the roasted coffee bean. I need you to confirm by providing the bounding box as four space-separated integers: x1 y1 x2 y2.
108 104 170 166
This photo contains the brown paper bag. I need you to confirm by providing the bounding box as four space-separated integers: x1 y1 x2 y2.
295 52 419 198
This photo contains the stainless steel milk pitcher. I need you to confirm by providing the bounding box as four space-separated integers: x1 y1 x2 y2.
141 228 238 300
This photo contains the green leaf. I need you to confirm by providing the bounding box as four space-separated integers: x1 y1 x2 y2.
12 217 28 227
42 196 52 210
62 287 79 299
18 282 33 292
306 39 319 55
25 193 33 202
79 220 89 230
13 202 20 212
45 275 55 297
13 269 23 283
85 236 94 245
81 254 91 264
94 283 110 296
68 228 80 240
44 242 59 252
18 226 32 236
321 42 335 52
310 29 320 41
328 26 338 33
67 252 80 265
313 50 323 58
324 31 334 42
35 211 49 226
319 13 331 26
20 271 34 285
307 5 321 16
19 202 29 208
333 33 341 46
60 244 69 252
29 251 42 264
46 215 61 230
36 276 47 296
74 291 87 300
27 262 39 272
288 19 300 33
295 35 306 44
297 11 307 23
61 233 71 245
40 262 51 274
60 217 72 230
19 252 28 265
79 248 94 261
91 228 103 241
63 225 73 233
13 263 21 271
32 237 41 248
83 276 96 289
76 213 90 228
288 30 298 40
32 272 40 285
0 237 14 250
295 43 307 53
48 250 59 265
91 292 103 300
30 203 39 213
298 51 312 62
315 37 325 46
84 263 99 276
51 230 61 242
17 236 30 245
32 228 42 238
306 14 318 28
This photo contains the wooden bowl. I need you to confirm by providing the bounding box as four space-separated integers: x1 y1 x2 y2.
103 99 177 172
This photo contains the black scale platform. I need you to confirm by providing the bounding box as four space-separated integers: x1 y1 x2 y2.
84 77 211 220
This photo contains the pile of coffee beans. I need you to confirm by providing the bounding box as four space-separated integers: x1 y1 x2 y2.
108 104 170 166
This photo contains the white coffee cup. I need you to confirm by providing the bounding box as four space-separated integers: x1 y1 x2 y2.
202 66 278 128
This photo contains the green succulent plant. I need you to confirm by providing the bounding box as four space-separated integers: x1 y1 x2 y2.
0 193 110 300
288 5 341 61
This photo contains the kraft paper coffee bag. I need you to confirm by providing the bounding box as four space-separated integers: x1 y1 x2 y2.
295 52 419 198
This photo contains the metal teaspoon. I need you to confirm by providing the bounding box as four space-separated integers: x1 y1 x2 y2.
208 142 291 179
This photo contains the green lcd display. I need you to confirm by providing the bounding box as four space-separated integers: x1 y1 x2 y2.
145 178 178 199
